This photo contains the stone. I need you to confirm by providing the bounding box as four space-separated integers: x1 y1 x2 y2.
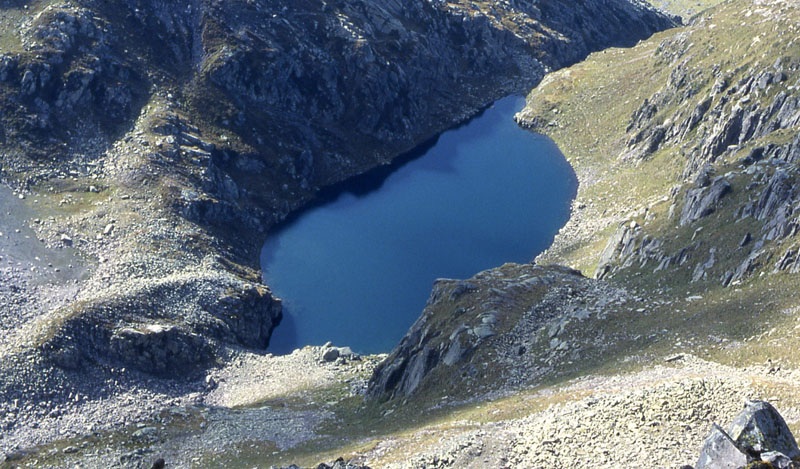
473 324 495 339
760 451 794 469
322 348 340 362
21 69 37 95
728 400 800 460
449 281 477 301
694 164 714 188
132 427 159 442
442 334 470 366
695 424 747 469
739 233 752 247
204 375 217 390
151 458 166 469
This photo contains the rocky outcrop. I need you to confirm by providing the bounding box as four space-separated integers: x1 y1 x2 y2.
276 458 370 469
680 176 732 226
109 325 211 376
693 401 800 469
367 263 629 401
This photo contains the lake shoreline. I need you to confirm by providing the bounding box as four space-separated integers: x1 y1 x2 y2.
262 96 577 355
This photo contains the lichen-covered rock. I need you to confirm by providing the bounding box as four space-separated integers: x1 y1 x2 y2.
694 401 800 469
728 401 800 461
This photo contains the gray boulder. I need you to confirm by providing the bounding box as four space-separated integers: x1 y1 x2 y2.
695 424 747 469
761 451 794 469
321 348 340 363
728 400 800 460
694 401 800 469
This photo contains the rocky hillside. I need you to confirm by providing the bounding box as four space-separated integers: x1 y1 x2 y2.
515 0 800 350
359 0 800 467
374 0 800 419
0 0 675 461
8 0 800 467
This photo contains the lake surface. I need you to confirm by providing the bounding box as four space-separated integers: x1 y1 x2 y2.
261 96 577 354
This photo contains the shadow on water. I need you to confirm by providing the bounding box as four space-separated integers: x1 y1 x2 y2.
260 133 441 270
266 310 299 353
263 100 499 245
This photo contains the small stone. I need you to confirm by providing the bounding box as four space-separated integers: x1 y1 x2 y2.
473 325 495 339
204 376 217 389
761 451 793 469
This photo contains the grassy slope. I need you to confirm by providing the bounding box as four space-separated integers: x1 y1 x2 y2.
649 0 727 19
521 0 800 387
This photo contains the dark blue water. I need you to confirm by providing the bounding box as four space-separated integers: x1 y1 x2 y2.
261 96 577 354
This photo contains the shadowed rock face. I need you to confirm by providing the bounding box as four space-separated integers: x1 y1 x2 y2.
0 0 673 409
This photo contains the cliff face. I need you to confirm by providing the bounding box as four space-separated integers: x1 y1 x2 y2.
0 0 674 451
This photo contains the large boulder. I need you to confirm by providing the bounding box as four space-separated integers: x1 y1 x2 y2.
693 401 800 469
695 424 747 469
728 400 800 461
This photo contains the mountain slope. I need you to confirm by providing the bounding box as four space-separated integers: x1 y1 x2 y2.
371 0 800 415
360 0 800 466
11 0 800 467
0 0 674 459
